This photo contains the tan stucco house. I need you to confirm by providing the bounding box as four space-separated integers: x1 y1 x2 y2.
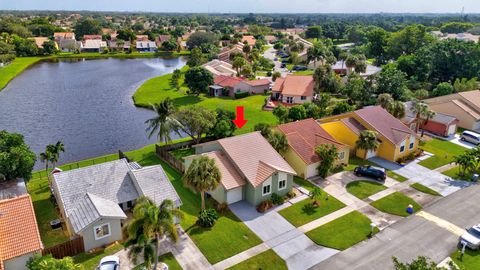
424 90 480 131
51 159 181 251
271 75 315 105
185 132 296 206
277 118 350 179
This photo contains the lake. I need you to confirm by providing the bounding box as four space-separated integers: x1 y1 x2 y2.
0 57 187 170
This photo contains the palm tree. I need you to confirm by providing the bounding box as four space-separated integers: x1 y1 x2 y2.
387 101 406 119
355 130 380 159
145 98 181 144
124 197 183 270
183 156 221 210
309 187 322 207
267 131 289 154
39 150 53 179
50 141 65 169
453 154 476 177
411 100 433 134
376 93 393 109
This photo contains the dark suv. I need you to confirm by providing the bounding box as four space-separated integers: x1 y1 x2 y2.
354 165 386 181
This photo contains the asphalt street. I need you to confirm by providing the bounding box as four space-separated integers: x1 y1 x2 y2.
309 184 480 270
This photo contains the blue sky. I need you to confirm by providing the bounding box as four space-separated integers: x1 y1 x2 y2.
2 0 480 13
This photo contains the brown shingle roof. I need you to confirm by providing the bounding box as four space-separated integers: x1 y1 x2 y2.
202 151 246 190
278 119 345 165
354 106 415 145
272 75 314 97
217 132 296 187
0 195 43 267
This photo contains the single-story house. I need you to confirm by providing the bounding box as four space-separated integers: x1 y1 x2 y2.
107 40 131 51
0 194 43 270
136 35 150 42
218 44 244 63
53 32 75 42
83 35 102 40
155 35 171 47
136 41 157 52
424 90 480 131
320 106 419 162
233 79 271 95
330 60 382 78
241 35 256 46
277 118 350 179
264 35 278 44
402 101 459 137
185 132 296 206
51 159 181 251
271 75 315 105
210 75 245 97
81 39 107 53
31 37 57 50
202 59 237 77
59 39 83 52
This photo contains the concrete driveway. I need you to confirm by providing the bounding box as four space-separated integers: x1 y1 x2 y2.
309 183 480 270
229 201 339 270
447 133 476 149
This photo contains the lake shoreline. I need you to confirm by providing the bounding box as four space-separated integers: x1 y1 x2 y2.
0 50 190 91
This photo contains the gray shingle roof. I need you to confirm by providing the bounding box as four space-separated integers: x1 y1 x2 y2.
52 159 181 233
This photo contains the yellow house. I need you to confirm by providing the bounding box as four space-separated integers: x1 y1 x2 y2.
319 106 418 162
277 118 350 179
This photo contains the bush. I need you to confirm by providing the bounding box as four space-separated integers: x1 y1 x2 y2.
270 193 285 205
216 202 229 214
287 190 296 199
234 91 250 99
267 71 272 76
256 199 273 213
197 209 219 228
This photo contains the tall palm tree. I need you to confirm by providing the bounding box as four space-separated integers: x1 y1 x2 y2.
124 197 183 270
376 93 393 109
145 98 181 144
355 130 380 159
39 150 53 179
453 154 476 177
420 110 436 137
410 100 432 134
183 156 221 210
50 141 65 169
387 100 406 119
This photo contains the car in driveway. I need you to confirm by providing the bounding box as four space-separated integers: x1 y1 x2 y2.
292 65 308 71
459 224 480 250
460 130 480 145
354 165 386 181
97 255 120 270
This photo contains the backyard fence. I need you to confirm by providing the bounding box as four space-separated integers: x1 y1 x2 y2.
42 236 85 259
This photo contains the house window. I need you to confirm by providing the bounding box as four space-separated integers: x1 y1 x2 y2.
286 96 294 104
94 223 111 240
262 184 271 196
278 179 287 190
400 140 406 153
409 135 415 149
338 151 345 160
301 96 307 100
127 200 133 209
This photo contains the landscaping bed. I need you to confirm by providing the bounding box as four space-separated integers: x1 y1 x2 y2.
418 138 467 169
346 180 387 200
306 211 378 250
443 166 474 181
370 192 422 217
410 183 442 196
278 190 345 227
227 249 287 270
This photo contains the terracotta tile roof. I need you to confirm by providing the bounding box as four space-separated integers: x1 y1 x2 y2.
203 151 246 190
354 106 415 145
241 35 256 46
83 35 102 40
244 79 271 87
136 35 149 41
272 75 314 97
278 119 345 165
217 132 296 187
32 37 50 48
0 195 43 266
214 75 244 88
54 32 75 39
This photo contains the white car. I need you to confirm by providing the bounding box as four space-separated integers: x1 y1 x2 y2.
460 224 480 250
97 255 120 270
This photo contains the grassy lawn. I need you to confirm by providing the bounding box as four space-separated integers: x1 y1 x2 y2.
451 249 480 270
132 67 277 134
370 192 422 217
443 166 474 181
346 180 387 200
74 243 124 270
418 138 467 169
132 252 182 270
0 57 45 90
293 176 317 192
227 249 287 270
410 183 442 196
344 156 408 182
278 190 345 227
169 147 195 161
306 211 378 250
294 70 314 75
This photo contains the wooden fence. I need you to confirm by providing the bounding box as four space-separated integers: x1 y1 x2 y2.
156 145 186 173
42 237 85 259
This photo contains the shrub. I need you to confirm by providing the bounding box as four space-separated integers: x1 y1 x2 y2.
234 91 250 99
267 71 272 76
270 193 284 205
287 190 296 199
302 202 316 214
256 199 273 213
216 202 229 214
197 208 219 228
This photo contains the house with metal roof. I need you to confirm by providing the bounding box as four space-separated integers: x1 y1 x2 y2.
136 41 157 52
51 159 181 251
184 132 296 206
319 106 419 162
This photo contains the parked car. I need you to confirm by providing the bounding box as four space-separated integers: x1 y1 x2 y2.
354 165 386 181
292 65 308 71
460 130 480 145
97 255 120 270
459 224 480 250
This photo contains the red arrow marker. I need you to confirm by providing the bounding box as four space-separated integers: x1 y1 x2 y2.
232 106 248 129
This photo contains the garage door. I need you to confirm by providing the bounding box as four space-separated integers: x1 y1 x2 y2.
227 187 243 204
366 149 377 159
447 124 456 136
